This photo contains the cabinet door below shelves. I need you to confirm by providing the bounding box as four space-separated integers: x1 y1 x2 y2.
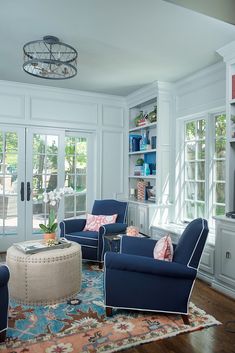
128 203 137 227
137 205 148 235
128 203 149 235
215 223 235 289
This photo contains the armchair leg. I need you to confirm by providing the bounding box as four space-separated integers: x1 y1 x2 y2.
0 330 6 343
106 307 112 317
181 314 190 325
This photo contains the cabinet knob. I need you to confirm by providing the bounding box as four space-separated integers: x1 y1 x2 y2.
226 251 231 259
140 224 143 228
130 221 133 225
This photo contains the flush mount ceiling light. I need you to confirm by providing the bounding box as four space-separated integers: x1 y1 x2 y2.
23 35 78 80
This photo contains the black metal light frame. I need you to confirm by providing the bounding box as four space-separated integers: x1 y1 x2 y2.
23 35 78 80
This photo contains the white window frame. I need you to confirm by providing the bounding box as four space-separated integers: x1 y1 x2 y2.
175 108 226 237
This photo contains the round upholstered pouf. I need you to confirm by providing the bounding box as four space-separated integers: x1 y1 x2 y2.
6 242 82 305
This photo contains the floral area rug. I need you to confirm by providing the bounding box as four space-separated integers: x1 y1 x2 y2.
1 263 220 353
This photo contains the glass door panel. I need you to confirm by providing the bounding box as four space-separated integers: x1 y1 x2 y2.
64 135 88 218
0 127 25 251
26 129 64 239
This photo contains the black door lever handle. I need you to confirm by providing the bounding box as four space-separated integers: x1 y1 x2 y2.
20 182 24 201
27 182 31 201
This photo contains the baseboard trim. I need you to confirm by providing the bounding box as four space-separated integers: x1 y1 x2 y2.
212 281 235 299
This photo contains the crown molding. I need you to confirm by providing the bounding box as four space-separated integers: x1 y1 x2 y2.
0 80 126 105
217 40 235 63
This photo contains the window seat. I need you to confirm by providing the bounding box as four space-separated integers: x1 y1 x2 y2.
151 222 215 246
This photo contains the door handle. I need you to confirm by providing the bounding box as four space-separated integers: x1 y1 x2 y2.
20 182 24 201
27 182 31 201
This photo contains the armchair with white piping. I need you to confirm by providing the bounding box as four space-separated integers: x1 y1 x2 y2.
104 218 209 324
60 199 128 267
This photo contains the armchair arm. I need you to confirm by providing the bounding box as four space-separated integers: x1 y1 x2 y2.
0 265 10 287
99 222 127 236
105 252 196 279
121 235 157 257
60 218 86 236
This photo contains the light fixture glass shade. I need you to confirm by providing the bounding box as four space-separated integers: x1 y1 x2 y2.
23 36 78 80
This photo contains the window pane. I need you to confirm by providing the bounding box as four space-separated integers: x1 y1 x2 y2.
197 141 205 159
196 203 205 218
6 132 18 152
76 175 86 192
215 183 225 204
186 143 195 160
65 174 75 189
186 182 195 200
197 120 206 139
186 162 195 180
65 195 75 213
186 122 195 140
185 201 195 219
46 155 57 171
197 161 205 180
46 136 58 154
215 205 225 216
215 138 226 158
33 134 45 154
215 160 225 181
215 114 226 137
197 182 205 201
76 194 86 213
47 174 57 191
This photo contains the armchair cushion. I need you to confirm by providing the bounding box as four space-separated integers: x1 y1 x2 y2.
84 213 117 231
65 231 98 247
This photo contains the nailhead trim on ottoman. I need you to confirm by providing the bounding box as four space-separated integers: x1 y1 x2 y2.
6 241 82 305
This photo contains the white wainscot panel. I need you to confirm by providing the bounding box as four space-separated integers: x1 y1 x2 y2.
101 130 124 198
102 105 124 128
0 93 25 119
31 97 98 125
177 80 225 116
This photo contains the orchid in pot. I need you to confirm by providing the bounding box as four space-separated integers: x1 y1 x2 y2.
39 186 74 240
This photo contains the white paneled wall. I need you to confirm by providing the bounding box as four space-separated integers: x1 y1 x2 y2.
0 80 127 202
175 62 226 118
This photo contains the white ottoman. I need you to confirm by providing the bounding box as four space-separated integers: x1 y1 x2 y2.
6 241 82 305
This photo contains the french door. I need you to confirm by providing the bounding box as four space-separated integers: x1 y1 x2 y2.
0 126 92 251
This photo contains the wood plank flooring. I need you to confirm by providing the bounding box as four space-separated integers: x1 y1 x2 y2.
1 252 234 352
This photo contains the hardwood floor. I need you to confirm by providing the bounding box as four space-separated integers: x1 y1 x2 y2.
124 280 235 353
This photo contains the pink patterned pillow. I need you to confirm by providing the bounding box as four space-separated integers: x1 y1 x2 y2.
84 214 118 232
153 235 173 262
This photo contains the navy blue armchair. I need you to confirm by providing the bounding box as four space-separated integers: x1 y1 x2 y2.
60 199 128 267
104 218 209 324
0 265 10 342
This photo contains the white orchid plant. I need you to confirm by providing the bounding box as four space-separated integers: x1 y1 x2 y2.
39 186 74 234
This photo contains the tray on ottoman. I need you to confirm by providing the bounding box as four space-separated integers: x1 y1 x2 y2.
14 237 71 254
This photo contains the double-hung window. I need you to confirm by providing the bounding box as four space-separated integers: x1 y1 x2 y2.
181 112 226 227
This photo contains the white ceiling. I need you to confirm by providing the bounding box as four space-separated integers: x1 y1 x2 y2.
1 0 235 96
